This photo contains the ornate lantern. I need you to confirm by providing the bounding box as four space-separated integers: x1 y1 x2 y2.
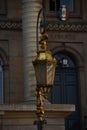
33 3 56 129
33 34 56 98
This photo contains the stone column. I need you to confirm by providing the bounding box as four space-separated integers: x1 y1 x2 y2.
22 0 42 103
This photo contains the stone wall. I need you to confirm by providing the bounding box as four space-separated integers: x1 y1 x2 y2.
0 104 75 130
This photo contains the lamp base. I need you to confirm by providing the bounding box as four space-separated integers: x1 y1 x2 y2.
34 119 47 130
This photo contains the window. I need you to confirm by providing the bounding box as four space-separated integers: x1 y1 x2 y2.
49 0 82 18
50 0 60 11
0 59 3 104
50 0 73 12
49 0 73 12
0 0 7 15
60 0 73 12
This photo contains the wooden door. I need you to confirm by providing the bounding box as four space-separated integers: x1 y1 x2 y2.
51 53 81 130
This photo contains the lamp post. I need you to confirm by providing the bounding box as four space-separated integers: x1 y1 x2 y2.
33 2 57 130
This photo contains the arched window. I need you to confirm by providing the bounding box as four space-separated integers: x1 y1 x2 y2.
0 59 3 104
51 53 78 104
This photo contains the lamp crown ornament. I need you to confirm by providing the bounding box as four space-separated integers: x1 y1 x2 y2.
39 33 48 51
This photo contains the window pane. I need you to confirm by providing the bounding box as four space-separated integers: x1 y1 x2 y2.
49 0 73 12
50 0 56 11
60 0 73 12
0 0 6 15
50 0 60 11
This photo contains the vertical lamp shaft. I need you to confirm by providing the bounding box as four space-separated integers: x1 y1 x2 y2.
34 88 46 130
36 87 44 121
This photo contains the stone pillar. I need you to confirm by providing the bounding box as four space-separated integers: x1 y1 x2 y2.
22 0 42 103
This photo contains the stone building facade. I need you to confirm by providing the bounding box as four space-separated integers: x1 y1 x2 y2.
0 0 87 130
0 0 24 103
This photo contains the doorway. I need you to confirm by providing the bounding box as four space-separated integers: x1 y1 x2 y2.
51 52 81 130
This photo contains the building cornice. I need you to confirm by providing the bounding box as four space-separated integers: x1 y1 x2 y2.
0 20 22 30
46 21 87 32
0 20 87 32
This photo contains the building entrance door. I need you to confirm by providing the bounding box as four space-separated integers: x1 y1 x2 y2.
51 53 81 130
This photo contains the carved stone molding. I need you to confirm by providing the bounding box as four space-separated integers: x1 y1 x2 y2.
46 21 87 32
1 20 87 32
0 20 22 30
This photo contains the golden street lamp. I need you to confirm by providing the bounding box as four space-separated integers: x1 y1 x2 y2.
33 2 57 130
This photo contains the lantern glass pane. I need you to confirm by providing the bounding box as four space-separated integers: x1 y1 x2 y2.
47 63 56 86
34 62 46 86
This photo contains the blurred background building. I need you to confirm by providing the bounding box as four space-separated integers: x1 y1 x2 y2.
0 0 87 129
